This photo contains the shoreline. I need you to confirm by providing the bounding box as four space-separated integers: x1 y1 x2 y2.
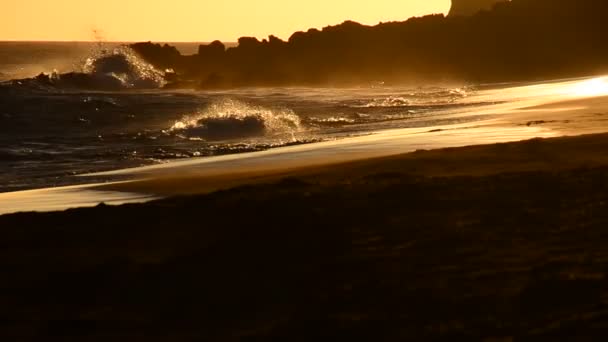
2 129 608 215
1 85 608 215
0 122 559 215
99 131 608 197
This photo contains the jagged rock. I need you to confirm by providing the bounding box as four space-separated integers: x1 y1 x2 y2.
237 37 263 50
198 40 225 56
130 42 181 68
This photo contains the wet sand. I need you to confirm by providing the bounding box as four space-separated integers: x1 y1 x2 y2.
2 131 608 340
101 132 608 196
0 183 158 216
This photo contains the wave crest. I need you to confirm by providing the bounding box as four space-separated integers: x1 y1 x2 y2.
169 99 302 141
81 46 166 88
3 45 166 91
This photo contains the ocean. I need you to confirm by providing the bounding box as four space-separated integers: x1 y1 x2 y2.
1 42 606 193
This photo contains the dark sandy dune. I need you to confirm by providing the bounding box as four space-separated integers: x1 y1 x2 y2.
2 134 608 340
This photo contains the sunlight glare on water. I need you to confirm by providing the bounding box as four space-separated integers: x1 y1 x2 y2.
568 77 608 98
470 75 608 108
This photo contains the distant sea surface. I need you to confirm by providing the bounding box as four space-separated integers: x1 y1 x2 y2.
0 41 581 193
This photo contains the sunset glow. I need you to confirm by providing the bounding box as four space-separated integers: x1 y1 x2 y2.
1 0 450 42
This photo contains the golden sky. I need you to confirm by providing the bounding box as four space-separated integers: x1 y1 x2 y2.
2 0 450 42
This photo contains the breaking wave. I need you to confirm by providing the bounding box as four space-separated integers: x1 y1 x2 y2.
4 45 166 91
168 99 302 141
351 88 469 108
81 45 166 88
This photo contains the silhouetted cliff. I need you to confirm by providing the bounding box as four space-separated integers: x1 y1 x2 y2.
131 0 608 88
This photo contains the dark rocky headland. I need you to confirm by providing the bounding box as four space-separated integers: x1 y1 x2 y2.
131 0 608 88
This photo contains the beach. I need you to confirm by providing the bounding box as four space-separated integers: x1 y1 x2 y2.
5 0 608 339
2 128 608 339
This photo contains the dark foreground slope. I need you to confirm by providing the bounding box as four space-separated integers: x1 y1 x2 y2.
3 135 608 340
132 0 608 88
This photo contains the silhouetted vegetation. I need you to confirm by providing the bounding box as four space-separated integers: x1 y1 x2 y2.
130 0 608 88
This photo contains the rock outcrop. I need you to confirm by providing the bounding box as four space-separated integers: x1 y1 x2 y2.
448 0 506 17
130 0 608 88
